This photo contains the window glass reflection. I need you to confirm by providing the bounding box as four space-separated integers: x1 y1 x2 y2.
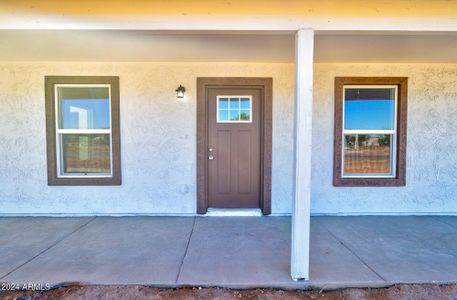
58 87 110 129
62 134 111 174
230 110 239 121
219 98 228 109
229 98 239 109
240 110 250 121
240 98 250 109
218 110 229 121
344 88 395 130
343 134 392 175
217 96 252 122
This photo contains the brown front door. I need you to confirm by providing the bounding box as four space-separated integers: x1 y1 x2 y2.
207 88 261 208
197 77 272 214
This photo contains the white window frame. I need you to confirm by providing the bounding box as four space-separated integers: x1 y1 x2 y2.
341 85 398 179
216 95 253 123
54 84 113 178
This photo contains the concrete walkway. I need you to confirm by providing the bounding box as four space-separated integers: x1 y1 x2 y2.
0 216 456 290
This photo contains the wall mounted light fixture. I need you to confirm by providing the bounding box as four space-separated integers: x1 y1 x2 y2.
176 85 186 99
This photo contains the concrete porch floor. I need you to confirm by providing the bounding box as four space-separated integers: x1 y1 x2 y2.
0 216 456 290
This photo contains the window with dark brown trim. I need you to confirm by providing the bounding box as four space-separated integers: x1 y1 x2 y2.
334 77 407 186
45 76 121 185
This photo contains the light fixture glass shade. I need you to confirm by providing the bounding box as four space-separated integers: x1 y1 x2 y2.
176 85 186 99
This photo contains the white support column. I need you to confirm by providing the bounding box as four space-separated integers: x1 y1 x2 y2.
291 28 314 281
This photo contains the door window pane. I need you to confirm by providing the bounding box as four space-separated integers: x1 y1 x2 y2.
240 110 251 121
218 110 229 121
61 134 111 174
229 98 239 109
343 134 392 176
344 88 395 130
217 96 252 123
218 98 229 109
230 110 240 121
240 97 251 109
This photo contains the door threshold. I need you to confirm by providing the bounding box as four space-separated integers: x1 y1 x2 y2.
204 208 262 217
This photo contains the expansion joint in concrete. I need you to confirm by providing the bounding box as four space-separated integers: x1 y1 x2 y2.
433 217 457 230
316 219 387 282
175 216 196 283
0 216 97 280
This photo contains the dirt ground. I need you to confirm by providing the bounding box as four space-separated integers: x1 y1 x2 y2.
1 284 456 300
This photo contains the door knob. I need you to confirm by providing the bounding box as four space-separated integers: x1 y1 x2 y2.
208 155 214 160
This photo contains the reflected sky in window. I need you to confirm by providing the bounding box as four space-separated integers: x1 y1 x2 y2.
58 86 110 129
60 99 110 129
344 87 395 130
344 99 395 130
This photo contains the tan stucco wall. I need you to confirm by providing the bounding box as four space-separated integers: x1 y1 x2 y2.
313 63 457 214
0 62 295 214
0 61 456 215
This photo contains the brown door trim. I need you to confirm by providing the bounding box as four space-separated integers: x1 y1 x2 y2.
197 77 272 215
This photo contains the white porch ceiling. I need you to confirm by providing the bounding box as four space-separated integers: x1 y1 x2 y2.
0 30 456 63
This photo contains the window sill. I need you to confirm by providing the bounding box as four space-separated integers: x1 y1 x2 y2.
333 177 405 187
48 176 121 186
